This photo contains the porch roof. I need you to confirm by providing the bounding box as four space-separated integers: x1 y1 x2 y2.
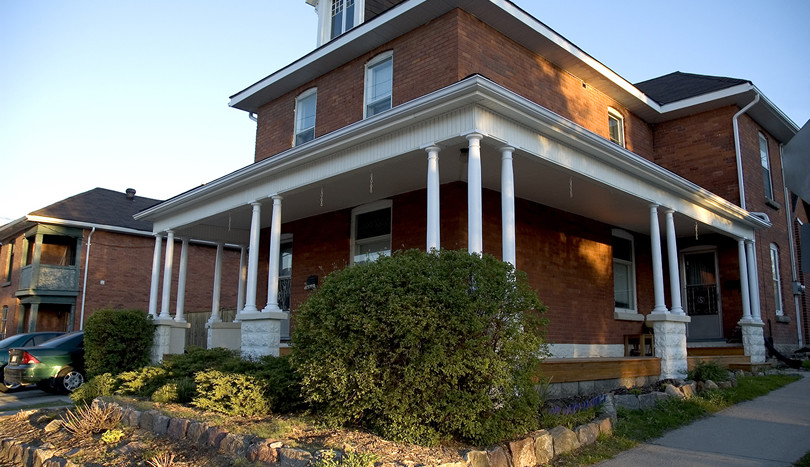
136 76 769 246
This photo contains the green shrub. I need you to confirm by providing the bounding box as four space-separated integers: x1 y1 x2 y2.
84 309 155 378
688 360 730 382
192 370 271 416
802 360 810 371
70 373 117 405
151 377 195 404
162 347 245 375
116 366 170 397
291 249 548 446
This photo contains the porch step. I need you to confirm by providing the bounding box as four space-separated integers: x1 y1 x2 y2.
687 354 749 370
687 345 745 357
540 357 660 383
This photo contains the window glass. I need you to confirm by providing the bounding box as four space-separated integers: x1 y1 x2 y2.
612 231 635 311
760 133 774 200
608 109 625 147
40 235 75 266
3 243 12 282
365 55 393 117
330 0 355 39
295 90 317 145
353 205 392 264
770 243 783 315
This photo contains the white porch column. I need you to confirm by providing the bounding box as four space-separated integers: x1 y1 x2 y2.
263 195 283 313
500 146 516 267
742 238 766 363
665 210 684 315
209 242 224 324
242 202 262 314
467 133 483 255
159 230 175 319
174 238 189 323
649 205 668 314
426 145 441 252
147 233 163 317
237 246 247 313
738 239 753 322
746 239 763 322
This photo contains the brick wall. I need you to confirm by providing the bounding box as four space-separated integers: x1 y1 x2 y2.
254 9 654 162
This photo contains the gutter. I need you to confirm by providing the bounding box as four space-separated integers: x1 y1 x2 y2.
79 227 95 331
733 94 760 210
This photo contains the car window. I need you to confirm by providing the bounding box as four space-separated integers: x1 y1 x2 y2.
38 332 82 348
32 334 58 345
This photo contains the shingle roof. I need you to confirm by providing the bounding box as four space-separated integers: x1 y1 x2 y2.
635 72 750 105
30 188 162 232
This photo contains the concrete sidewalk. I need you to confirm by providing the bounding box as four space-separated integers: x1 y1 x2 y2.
597 372 810 466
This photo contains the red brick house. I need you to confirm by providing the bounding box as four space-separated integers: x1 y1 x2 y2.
135 0 808 381
0 188 240 343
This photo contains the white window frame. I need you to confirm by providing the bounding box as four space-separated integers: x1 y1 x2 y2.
312 0 365 46
351 200 392 265
613 229 642 320
760 132 775 200
770 243 784 316
608 107 625 147
294 88 317 146
364 52 393 118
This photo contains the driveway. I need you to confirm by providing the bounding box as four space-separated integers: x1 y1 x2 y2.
0 386 72 412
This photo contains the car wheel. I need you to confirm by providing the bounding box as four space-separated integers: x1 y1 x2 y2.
56 369 84 394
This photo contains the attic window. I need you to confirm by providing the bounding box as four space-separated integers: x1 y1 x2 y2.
331 0 355 39
608 108 625 147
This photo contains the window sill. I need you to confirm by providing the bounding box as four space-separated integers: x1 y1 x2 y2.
776 315 791 324
1 281 10 287
614 311 645 321
765 198 781 210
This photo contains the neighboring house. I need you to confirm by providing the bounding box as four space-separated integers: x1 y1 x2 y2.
135 0 809 378
0 188 240 342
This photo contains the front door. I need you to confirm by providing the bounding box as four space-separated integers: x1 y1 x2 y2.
683 251 723 339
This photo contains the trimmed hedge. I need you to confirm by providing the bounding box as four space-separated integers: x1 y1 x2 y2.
291 249 548 446
84 309 155 378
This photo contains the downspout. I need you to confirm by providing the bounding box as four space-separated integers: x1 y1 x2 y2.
781 144 804 347
248 112 258 122
79 227 95 331
733 94 760 210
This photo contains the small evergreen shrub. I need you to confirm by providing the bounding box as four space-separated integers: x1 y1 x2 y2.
84 309 155 378
192 370 272 416
151 377 195 404
802 360 810 371
70 373 117 405
688 360 730 382
116 366 170 397
291 249 548 446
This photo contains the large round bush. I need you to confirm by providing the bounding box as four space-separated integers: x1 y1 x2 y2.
84 308 154 378
291 249 548 446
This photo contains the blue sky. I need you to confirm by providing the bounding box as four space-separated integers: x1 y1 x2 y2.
1 0 808 223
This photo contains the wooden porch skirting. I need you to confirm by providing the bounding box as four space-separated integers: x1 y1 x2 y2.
539 357 661 398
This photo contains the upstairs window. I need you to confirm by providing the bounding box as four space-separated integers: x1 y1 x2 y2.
612 229 636 312
40 235 76 266
294 89 317 146
770 243 783 316
760 133 774 200
365 52 393 118
3 243 13 284
331 0 355 39
351 201 392 264
608 108 625 147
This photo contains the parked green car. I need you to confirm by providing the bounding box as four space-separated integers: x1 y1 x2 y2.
0 332 64 392
4 331 85 394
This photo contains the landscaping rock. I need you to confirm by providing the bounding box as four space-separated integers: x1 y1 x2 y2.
638 391 669 409
595 416 613 436
549 425 580 456
575 422 599 446
205 426 228 449
278 447 312 466
664 384 684 399
44 420 63 433
220 433 249 458
533 430 553 465
167 418 189 439
185 421 209 445
126 408 142 427
599 394 617 421
509 436 536 467
614 394 640 410
704 380 719 390
153 414 170 434
464 450 489 467
718 381 733 389
247 440 278 464
486 446 510 467
681 382 696 398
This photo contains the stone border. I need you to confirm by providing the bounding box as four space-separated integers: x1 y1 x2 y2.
0 437 76 467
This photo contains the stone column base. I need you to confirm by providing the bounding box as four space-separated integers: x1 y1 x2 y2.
739 320 766 363
207 321 241 351
151 319 191 364
169 321 191 355
235 311 287 359
646 313 690 380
